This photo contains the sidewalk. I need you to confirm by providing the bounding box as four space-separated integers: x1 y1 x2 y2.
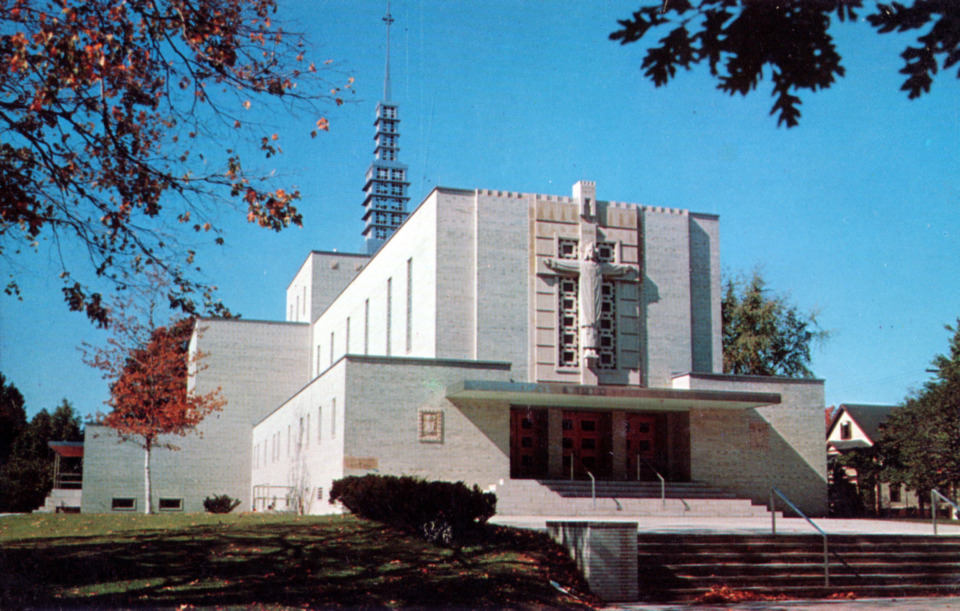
608 597 960 610
490 514 960 536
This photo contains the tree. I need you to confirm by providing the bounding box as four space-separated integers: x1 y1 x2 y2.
0 373 27 466
90 316 225 514
1 0 348 326
721 271 826 377
0 399 83 513
879 320 960 507
610 1 960 127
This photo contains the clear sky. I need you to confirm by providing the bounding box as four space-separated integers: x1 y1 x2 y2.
2 1 958 421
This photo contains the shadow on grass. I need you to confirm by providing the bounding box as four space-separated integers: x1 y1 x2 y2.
0 515 597 609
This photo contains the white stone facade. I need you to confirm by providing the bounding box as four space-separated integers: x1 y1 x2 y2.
81 181 827 516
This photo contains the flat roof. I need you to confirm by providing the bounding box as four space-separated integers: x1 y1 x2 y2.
446 381 780 411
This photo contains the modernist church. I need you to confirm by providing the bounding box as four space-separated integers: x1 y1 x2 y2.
80 13 827 517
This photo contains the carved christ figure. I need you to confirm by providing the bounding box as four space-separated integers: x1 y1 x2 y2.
545 243 638 365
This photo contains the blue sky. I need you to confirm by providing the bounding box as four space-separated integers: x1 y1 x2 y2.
2 1 959 420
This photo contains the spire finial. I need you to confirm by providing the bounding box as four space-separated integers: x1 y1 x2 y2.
382 1 394 101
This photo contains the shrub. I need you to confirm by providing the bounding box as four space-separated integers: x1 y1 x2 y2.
329 475 496 546
203 494 241 514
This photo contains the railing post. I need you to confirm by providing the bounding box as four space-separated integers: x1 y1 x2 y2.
823 536 830 587
933 490 939 536
588 470 596 508
770 489 776 535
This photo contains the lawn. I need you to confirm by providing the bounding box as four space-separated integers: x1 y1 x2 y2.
0 512 598 609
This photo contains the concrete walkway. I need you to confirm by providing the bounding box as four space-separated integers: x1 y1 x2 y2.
490 514 960 536
608 597 960 610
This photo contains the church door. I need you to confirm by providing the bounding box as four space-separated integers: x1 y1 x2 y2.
625 414 658 480
562 411 612 479
510 408 548 479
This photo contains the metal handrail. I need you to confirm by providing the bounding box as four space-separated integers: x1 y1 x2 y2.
568 453 596 508
638 455 666 510
587 469 596 508
931 489 960 535
770 487 863 587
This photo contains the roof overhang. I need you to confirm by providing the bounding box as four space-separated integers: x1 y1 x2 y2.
48 441 84 458
446 381 780 411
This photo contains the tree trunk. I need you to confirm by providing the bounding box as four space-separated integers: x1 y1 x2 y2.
144 442 152 515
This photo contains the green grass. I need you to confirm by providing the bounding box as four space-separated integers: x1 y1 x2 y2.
0 513 597 609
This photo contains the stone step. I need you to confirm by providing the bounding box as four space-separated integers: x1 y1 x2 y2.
636 533 960 601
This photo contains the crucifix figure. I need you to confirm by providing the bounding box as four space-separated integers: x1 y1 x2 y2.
544 242 638 367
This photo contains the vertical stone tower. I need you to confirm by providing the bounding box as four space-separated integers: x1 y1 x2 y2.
361 2 410 254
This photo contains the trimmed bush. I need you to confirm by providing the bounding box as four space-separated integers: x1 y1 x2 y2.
329 475 496 546
203 494 241 514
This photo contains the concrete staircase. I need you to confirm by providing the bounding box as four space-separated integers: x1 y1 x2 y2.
34 487 81 513
637 533 960 601
491 479 774 518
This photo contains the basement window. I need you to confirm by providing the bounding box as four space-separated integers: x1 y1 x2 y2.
158 498 183 512
111 497 136 511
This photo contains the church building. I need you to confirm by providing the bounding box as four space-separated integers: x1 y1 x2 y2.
80 9 826 517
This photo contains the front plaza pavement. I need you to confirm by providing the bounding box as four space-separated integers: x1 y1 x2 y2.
489 515 960 610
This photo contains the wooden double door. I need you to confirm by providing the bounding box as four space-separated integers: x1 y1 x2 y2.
561 411 612 479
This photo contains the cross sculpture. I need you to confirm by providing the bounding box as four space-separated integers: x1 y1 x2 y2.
544 242 639 367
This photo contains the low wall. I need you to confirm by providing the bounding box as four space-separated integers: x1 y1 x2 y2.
546 521 638 602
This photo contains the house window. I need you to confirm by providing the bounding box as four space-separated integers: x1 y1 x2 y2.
112 498 136 511
159 498 183 512
840 421 852 440
890 485 902 503
596 241 617 263
317 487 324 501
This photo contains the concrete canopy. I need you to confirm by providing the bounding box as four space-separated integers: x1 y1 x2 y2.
446 380 780 411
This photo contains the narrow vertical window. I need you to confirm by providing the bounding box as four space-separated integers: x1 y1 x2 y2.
330 331 335 364
346 317 351 354
317 405 323 441
386 278 393 355
331 398 337 438
364 299 370 355
296 296 300 321
406 258 413 353
316 345 321 376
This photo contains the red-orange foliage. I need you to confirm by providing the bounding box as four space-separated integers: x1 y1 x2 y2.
101 318 224 449
0 0 347 326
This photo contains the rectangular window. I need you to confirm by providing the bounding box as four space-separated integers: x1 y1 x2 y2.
112 498 136 511
331 398 337 438
295 295 299 321
840 421 852 440
316 345 321 376
317 487 324 501
364 299 370 354
158 498 183 512
406 258 413 353
346 317 351 354
330 331 335 364
317 405 323 442
386 278 393 355
890 485 902 503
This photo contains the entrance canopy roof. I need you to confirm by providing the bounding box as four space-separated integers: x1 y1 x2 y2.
446 380 780 411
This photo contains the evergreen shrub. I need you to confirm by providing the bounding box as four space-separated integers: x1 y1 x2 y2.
203 494 241 513
329 474 496 546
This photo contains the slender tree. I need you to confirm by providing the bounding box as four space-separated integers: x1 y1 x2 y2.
722 271 827 377
611 1 960 127
84 267 224 514
0 373 27 466
0 0 348 326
